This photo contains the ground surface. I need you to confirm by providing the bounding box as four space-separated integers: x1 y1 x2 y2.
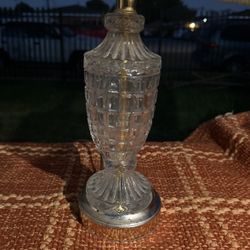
0 79 250 142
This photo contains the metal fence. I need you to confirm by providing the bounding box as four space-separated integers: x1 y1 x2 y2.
0 8 249 84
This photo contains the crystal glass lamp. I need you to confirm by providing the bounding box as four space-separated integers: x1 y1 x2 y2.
79 0 162 240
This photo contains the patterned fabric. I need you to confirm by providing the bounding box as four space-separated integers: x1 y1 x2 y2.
0 112 249 249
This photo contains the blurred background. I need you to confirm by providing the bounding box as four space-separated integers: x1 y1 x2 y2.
0 0 250 142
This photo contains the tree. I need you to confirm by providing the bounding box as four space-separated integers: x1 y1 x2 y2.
136 0 196 23
15 2 34 13
86 0 109 13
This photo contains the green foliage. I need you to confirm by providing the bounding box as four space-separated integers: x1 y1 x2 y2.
136 0 196 23
86 0 110 13
14 2 34 13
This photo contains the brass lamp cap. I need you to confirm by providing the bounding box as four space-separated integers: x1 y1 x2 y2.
116 0 137 14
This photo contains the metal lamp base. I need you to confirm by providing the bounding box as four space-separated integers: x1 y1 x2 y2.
79 188 161 242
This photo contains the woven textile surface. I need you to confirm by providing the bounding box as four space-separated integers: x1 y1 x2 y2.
0 112 249 249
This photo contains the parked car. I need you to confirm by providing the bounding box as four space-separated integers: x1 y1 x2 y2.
0 21 198 74
74 25 107 38
143 21 175 38
193 22 250 73
0 21 101 68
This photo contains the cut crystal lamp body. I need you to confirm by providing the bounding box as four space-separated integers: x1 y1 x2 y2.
80 1 161 238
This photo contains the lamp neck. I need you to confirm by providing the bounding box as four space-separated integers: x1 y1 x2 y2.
116 0 136 14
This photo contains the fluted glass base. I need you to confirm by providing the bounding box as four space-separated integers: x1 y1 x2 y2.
86 169 152 214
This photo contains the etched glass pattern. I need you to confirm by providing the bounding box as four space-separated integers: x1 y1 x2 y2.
84 11 161 214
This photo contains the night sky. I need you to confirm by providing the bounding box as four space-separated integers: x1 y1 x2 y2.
0 0 247 11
